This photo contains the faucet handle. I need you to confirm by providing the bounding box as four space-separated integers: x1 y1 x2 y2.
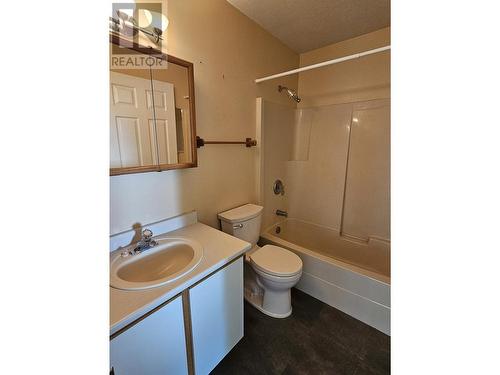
142 228 153 241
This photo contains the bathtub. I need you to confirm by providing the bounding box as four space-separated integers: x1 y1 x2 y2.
260 218 390 335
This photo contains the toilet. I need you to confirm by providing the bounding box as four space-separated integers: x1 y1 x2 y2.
218 204 302 318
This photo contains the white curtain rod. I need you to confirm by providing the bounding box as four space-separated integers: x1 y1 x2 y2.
255 45 390 83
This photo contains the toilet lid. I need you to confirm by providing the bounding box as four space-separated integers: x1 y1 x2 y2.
250 245 302 277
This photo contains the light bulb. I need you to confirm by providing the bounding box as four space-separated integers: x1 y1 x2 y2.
138 9 169 31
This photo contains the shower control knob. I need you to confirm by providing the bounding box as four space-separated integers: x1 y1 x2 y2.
273 179 285 195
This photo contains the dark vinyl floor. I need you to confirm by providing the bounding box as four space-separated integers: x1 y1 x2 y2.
212 288 390 375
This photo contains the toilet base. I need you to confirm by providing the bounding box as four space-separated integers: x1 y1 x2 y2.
244 286 292 318
243 257 300 319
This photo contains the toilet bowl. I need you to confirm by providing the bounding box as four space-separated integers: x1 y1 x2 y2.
218 204 303 318
250 244 302 317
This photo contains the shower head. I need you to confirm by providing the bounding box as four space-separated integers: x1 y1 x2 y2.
278 85 301 103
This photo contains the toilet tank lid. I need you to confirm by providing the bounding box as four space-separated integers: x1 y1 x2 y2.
218 204 263 223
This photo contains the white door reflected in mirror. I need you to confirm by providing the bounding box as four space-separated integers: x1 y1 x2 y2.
149 79 178 165
110 72 158 168
109 38 197 175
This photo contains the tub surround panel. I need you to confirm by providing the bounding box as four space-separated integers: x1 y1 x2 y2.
258 97 390 243
110 217 251 335
291 109 313 161
287 104 352 230
342 99 390 240
257 100 295 230
285 99 390 243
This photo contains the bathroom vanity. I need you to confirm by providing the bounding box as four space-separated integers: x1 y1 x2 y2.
110 214 250 375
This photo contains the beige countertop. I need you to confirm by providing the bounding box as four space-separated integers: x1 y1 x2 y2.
110 222 251 335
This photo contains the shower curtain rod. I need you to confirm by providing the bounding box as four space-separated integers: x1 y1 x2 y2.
255 45 390 83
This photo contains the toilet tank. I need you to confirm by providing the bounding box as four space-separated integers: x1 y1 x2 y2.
218 204 263 246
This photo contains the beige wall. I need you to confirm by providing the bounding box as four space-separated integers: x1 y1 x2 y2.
110 0 299 234
298 27 390 107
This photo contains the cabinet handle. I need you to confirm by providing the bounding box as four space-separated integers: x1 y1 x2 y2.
110 367 115 375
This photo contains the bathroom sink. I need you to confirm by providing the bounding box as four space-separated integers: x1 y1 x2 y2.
110 237 203 290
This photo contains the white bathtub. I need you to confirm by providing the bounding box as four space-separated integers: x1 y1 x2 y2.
260 218 390 335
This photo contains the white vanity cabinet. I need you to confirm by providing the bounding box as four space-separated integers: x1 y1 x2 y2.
110 296 188 375
189 257 244 375
110 256 245 375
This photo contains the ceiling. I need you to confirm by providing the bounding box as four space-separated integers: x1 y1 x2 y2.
227 0 390 53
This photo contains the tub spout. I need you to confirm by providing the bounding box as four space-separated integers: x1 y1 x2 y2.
276 209 288 217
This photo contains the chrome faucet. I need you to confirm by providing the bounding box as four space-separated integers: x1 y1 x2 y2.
276 209 288 217
133 228 158 254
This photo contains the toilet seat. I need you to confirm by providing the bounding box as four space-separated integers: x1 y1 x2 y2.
250 245 302 277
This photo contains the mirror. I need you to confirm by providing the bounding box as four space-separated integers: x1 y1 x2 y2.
150 56 193 165
109 35 197 175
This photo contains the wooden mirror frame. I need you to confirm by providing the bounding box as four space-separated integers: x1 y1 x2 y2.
109 34 198 176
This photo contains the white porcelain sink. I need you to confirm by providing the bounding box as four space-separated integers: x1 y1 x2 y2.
110 237 203 290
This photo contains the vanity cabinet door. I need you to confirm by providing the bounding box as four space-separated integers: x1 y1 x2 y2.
189 257 244 375
110 296 188 375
